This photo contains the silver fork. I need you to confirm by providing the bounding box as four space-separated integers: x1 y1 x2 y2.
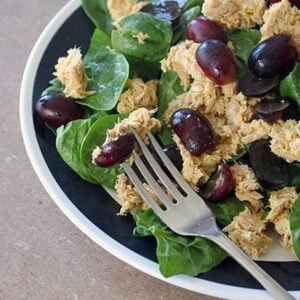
121 130 295 300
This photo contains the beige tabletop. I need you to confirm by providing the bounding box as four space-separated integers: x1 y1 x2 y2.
0 1 220 299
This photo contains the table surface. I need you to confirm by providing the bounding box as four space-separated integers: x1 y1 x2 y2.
0 1 219 299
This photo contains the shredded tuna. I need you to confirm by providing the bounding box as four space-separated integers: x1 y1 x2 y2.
107 108 161 144
266 187 298 252
261 0 300 53
230 164 263 212
223 208 272 259
117 78 158 114
238 119 272 144
107 0 148 21
202 0 266 30
54 48 94 99
269 120 300 163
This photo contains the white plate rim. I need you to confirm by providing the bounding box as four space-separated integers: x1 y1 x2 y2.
19 1 299 299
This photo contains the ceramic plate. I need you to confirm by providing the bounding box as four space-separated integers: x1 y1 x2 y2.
20 1 300 299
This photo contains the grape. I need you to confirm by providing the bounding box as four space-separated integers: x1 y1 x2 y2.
249 140 289 186
255 98 290 121
140 1 182 27
200 164 235 202
196 40 238 85
248 34 298 79
186 17 227 44
163 143 183 171
35 94 81 128
266 0 300 8
94 134 134 168
238 72 279 97
171 108 217 156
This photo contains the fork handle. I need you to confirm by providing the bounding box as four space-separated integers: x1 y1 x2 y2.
208 232 295 300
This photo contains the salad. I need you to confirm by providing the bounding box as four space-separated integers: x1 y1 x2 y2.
35 0 300 278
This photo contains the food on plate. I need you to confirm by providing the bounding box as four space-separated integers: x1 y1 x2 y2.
36 0 300 278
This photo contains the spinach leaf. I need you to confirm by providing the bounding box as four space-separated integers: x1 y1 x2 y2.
133 209 227 277
81 0 112 36
183 0 204 11
85 28 111 63
78 46 129 111
280 63 300 109
80 114 127 188
157 125 173 145
111 12 172 65
228 29 261 63
288 163 300 191
56 118 98 184
210 197 246 227
157 71 185 121
290 194 300 260
42 78 64 96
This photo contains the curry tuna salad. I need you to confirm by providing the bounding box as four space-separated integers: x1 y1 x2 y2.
35 0 300 277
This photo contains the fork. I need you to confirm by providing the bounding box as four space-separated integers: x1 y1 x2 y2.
121 129 295 300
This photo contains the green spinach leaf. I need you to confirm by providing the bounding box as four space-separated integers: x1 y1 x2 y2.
78 46 129 111
157 71 185 121
290 194 300 260
228 29 261 63
80 114 127 188
157 125 173 145
210 197 246 227
111 12 172 65
288 163 300 191
133 209 227 277
280 63 300 109
42 78 64 96
81 0 112 36
183 0 204 11
56 118 98 184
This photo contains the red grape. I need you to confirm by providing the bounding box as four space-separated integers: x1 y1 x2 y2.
255 98 290 121
200 164 235 202
171 108 217 156
94 134 134 168
36 94 81 128
140 1 182 27
163 143 183 171
196 40 238 85
186 17 227 44
248 34 298 79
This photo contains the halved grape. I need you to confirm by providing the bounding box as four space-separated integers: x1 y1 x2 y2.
255 98 290 121
186 17 227 44
238 72 279 97
163 143 183 171
248 34 298 78
140 1 182 27
171 108 217 156
196 40 237 85
35 94 81 128
94 134 134 168
249 140 289 186
200 164 235 202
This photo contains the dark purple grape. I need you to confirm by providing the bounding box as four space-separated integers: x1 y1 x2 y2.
248 34 298 79
186 17 227 44
35 94 81 128
196 40 238 85
94 134 134 168
266 0 300 8
239 72 279 97
255 98 290 121
200 164 235 202
140 1 182 27
163 143 183 171
171 108 217 156
249 140 289 186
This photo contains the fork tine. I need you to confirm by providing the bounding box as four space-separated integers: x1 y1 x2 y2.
147 131 195 195
132 151 172 208
121 162 165 218
131 129 184 200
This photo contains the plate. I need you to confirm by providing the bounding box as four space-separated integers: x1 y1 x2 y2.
20 1 300 299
